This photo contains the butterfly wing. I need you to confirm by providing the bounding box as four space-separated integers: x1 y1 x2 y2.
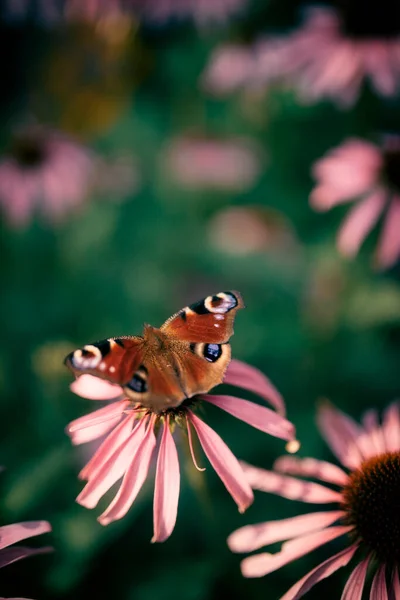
64 291 244 412
64 336 144 385
158 290 244 400
173 341 232 399
161 291 244 343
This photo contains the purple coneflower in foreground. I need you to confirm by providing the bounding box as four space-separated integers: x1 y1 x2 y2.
311 136 400 269
0 126 94 227
0 519 51 599
66 359 295 542
228 401 400 599
203 3 400 106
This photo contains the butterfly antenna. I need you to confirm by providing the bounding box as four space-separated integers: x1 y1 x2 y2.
185 415 206 472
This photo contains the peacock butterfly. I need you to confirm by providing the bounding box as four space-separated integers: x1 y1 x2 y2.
64 291 244 412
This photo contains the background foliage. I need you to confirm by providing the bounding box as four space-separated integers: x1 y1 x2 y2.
1 1 399 598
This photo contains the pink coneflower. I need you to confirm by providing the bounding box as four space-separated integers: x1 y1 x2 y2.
204 3 400 106
311 136 400 269
0 126 95 227
201 45 255 96
0 519 51 599
163 136 261 192
228 401 400 599
66 359 295 542
208 206 300 257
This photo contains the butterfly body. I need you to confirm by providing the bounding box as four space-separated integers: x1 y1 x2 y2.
65 291 244 413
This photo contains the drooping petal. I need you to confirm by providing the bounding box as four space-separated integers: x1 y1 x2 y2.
391 567 400 600
317 403 363 469
228 511 344 553
188 411 253 512
203 394 295 441
77 415 145 509
274 456 349 487
376 198 400 269
280 544 358 600
311 139 381 209
382 402 400 452
240 525 352 577
69 416 123 445
79 413 137 480
0 521 51 551
152 417 180 543
224 359 286 416
241 462 342 503
70 374 123 400
66 399 129 440
337 190 386 258
341 555 370 600
370 565 388 600
0 545 52 569
98 418 157 525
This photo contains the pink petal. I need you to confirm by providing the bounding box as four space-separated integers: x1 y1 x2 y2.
240 525 352 577
310 184 356 210
224 359 286 416
338 191 386 258
203 394 295 441
376 198 400 269
70 374 123 400
317 403 363 469
383 402 400 452
370 565 388 600
361 409 386 455
241 462 342 503
152 418 180 543
77 415 145 509
341 555 370 600
69 416 123 445
188 411 253 512
280 544 358 600
98 418 157 524
391 568 400 600
79 413 137 480
274 456 349 487
364 42 397 96
0 521 51 551
67 399 129 439
311 140 381 209
228 510 344 552
0 545 52 569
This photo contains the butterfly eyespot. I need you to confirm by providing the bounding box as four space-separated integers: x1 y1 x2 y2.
126 373 148 394
203 343 222 362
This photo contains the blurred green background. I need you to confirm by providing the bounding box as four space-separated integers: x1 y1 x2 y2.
1 1 400 599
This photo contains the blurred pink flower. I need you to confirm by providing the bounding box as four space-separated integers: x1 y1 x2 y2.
0 519 51 599
164 136 262 192
311 136 400 269
201 44 255 96
203 6 400 106
66 359 295 542
228 401 400 599
0 126 95 227
208 206 300 257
